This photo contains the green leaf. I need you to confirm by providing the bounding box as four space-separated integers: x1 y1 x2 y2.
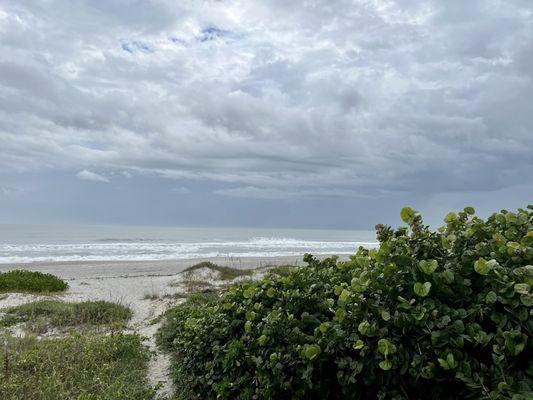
400 207 416 222
438 358 449 370
514 283 530 294
521 294 533 306
446 353 457 369
464 206 475 215
319 322 330 333
444 212 457 223
353 340 365 350
266 287 276 298
304 345 321 360
419 259 438 275
380 310 391 321
414 308 426 320
339 289 351 303
246 311 256 321
474 258 497 275
414 282 431 297
485 291 497 304
258 335 268 346
379 360 393 370
244 320 252 333
335 308 346 323
438 354 456 370
377 339 396 356
442 270 454 284
358 320 370 335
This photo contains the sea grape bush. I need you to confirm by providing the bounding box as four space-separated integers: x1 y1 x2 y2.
159 206 533 399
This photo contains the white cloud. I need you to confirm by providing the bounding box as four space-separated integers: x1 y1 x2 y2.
76 169 109 183
0 0 531 200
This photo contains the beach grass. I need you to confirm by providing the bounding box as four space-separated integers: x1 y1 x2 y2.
182 261 254 280
0 333 156 400
264 264 300 277
0 300 132 333
0 270 68 294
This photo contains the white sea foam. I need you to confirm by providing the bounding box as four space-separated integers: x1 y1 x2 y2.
0 237 378 264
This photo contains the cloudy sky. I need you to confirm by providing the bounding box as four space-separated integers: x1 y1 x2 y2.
0 0 531 229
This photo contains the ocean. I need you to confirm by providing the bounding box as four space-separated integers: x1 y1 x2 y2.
0 224 377 264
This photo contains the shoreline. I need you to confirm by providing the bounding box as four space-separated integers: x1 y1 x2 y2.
0 254 350 279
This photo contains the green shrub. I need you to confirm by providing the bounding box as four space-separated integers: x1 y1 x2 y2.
0 333 155 400
158 206 533 399
0 270 68 293
0 300 132 331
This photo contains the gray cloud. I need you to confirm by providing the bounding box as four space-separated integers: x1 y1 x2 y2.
0 0 531 226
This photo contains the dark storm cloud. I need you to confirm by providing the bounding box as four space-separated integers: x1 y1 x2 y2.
0 0 531 226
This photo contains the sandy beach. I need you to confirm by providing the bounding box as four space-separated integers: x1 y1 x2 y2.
0 255 310 279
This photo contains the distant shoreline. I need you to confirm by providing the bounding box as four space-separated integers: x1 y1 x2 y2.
0 255 350 279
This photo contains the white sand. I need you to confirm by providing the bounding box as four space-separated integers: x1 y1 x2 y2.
0 256 334 398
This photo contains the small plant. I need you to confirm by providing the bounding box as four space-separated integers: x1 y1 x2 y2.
0 270 68 293
0 300 132 332
183 262 254 280
0 333 155 399
265 264 300 277
158 206 533 399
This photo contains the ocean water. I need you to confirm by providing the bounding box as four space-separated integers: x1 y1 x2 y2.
0 224 377 264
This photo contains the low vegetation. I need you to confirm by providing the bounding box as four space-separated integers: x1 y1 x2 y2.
183 261 254 280
265 264 300 277
0 333 156 400
0 300 132 332
0 270 68 293
158 206 533 399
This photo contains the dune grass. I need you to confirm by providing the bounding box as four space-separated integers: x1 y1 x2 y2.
264 264 300 277
183 261 254 280
0 270 68 294
0 333 156 400
0 300 132 333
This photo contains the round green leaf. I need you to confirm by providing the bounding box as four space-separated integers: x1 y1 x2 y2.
258 335 268 346
304 345 321 360
358 320 370 335
464 206 475 215
474 258 497 275
486 291 497 304
379 360 393 370
400 207 416 222
514 283 530 294
442 270 454 284
353 339 365 350
419 259 438 275
414 282 431 297
377 339 396 356
335 308 346 323
380 310 391 321
444 212 457 223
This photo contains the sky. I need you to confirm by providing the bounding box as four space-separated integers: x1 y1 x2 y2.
0 0 531 229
